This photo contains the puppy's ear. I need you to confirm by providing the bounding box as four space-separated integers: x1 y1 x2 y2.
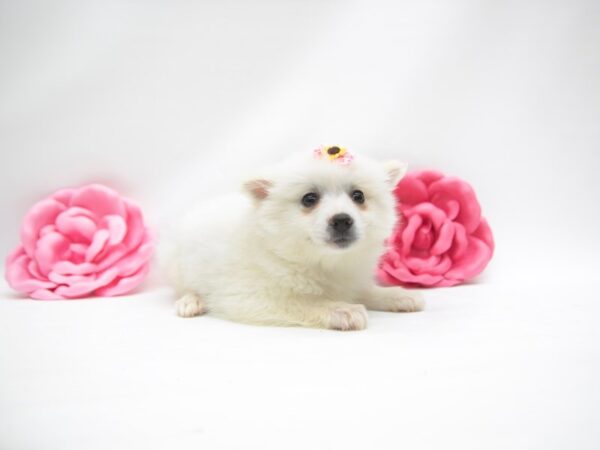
243 179 272 200
384 160 407 187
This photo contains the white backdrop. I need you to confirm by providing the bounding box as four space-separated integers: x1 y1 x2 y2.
1 1 599 449
1 0 599 283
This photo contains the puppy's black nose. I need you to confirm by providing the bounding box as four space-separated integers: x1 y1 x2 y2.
330 213 354 233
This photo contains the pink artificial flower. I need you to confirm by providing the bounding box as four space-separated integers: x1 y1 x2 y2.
5 184 154 299
378 171 494 287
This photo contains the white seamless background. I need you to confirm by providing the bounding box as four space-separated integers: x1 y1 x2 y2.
1 0 598 284
0 1 599 450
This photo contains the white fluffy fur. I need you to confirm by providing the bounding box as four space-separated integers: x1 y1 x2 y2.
164 152 424 330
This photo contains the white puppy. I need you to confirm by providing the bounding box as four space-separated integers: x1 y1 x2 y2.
164 147 424 330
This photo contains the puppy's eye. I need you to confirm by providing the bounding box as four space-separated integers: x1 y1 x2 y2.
351 190 365 204
301 192 319 208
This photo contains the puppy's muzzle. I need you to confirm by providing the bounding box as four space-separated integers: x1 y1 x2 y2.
328 213 357 248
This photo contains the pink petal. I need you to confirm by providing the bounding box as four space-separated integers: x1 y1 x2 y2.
69 184 126 218
33 232 70 275
404 254 440 272
430 220 455 255
54 268 120 298
69 243 87 256
61 206 97 221
431 278 462 288
401 215 422 256
415 170 445 186
445 236 494 282
51 188 76 205
449 222 468 260
472 217 495 251
405 254 453 276
53 261 98 275
380 262 445 286
28 260 46 280
30 289 64 300
430 193 460 220
431 254 453 275
95 262 151 296
48 272 95 286
4 247 56 293
95 231 153 273
428 177 481 233
378 253 444 285
403 203 447 229
40 224 57 237
85 229 110 262
55 208 97 242
112 237 154 276
122 201 146 250
389 227 403 248
101 215 127 245
95 244 129 271
20 198 67 258
413 224 434 250
394 174 429 206
386 248 402 266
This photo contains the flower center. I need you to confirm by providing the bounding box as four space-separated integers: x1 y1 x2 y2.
414 221 434 250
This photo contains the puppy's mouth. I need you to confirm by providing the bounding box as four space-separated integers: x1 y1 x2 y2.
327 233 357 249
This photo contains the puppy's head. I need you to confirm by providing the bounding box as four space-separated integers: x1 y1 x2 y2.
243 152 406 259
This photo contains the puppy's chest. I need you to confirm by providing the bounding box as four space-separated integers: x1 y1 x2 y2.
244 251 366 299
266 266 360 299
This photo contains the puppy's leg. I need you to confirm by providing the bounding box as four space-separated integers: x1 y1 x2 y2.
288 301 367 331
231 299 368 331
325 302 368 331
358 285 425 312
175 293 206 318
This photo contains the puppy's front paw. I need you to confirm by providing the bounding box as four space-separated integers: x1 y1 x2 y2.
175 293 206 318
362 286 425 312
328 303 368 331
386 288 425 312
